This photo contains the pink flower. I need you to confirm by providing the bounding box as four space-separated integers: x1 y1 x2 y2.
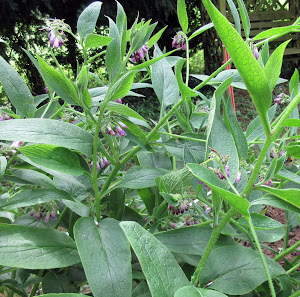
119 121 128 129
103 157 109 166
169 222 176 228
50 210 57 220
44 212 51 223
131 43 148 63
172 32 186 51
116 126 127 137
49 29 64 49
107 125 115 136
225 165 230 178
11 141 23 148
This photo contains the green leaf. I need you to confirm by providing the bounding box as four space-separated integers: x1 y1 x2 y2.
187 164 250 218
155 225 234 255
110 188 125 220
2 188 73 210
84 33 112 49
118 166 169 189
289 69 299 97
37 56 80 105
74 217 131 297
264 40 290 91
256 186 300 210
0 224 80 269
175 286 228 297
253 25 300 41
152 46 179 107
237 0 250 38
0 156 7 179
286 142 300 158
276 168 300 185
177 0 188 34
0 56 35 118
226 0 241 34
105 101 146 121
148 26 167 48
136 188 156 215
0 119 93 158
39 294 84 297
116 1 127 57
200 245 286 295
77 1 102 41
201 0 272 136
284 118 300 127
42 271 77 293
237 213 283 230
120 221 190 297
19 144 85 176
189 23 214 40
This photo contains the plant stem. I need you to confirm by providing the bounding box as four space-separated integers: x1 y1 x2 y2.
157 131 206 142
191 207 236 285
49 102 68 119
185 36 190 86
248 216 276 297
29 269 44 297
274 239 300 262
287 262 300 274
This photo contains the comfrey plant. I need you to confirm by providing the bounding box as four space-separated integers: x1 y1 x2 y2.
0 0 299 296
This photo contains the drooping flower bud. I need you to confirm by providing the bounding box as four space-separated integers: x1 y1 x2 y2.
169 222 176 228
114 98 123 104
100 159 105 168
274 93 283 105
44 212 51 223
235 171 241 184
30 209 35 216
225 165 230 178
50 210 57 220
45 87 49 93
116 126 127 137
253 47 259 60
172 32 186 50
118 121 128 129
131 43 148 63
36 212 43 220
103 157 109 166
107 125 115 136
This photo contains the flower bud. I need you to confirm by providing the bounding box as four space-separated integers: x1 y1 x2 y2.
235 171 241 184
103 157 109 166
172 32 186 51
116 126 127 137
44 212 51 223
253 47 259 60
50 210 57 220
107 125 115 136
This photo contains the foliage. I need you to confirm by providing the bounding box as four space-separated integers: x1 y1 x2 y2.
0 1 300 296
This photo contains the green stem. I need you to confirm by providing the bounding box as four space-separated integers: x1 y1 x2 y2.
49 102 68 119
274 239 300 262
103 133 119 163
291 254 300 265
157 131 206 142
248 216 276 297
166 117 176 171
29 269 44 297
87 50 106 64
185 36 190 86
192 207 236 285
287 262 300 274
54 206 68 229
40 97 54 119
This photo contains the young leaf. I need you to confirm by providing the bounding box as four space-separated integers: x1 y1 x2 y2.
74 217 131 297
116 1 128 57
253 25 300 41
188 23 214 40
264 40 290 91
84 33 112 49
201 0 272 136
120 221 190 297
77 1 102 41
177 0 189 34
0 119 93 158
148 26 167 48
37 56 80 105
19 144 85 176
0 224 80 269
187 164 250 218
289 69 299 97
0 56 35 118
1 189 73 210
237 0 250 38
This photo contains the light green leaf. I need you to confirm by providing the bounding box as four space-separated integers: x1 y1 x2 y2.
0 56 35 118
105 101 146 121
118 167 168 189
37 56 80 105
84 33 112 49
39 295 83 297
148 26 167 48
189 23 214 40
200 245 286 295
256 186 300 210
2 189 73 210
0 156 7 179
237 0 250 38
120 221 190 297
19 144 85 176
116 1 127 57
187 164 250 218
201 0 272 136
284 118 300 127
264 40 290 90
0 119 93 158
77 1 102 41
0 224 80 269
276 168 300 185
177 0 188 34
74 217 131 297
175 286 228 297
253 25 300 41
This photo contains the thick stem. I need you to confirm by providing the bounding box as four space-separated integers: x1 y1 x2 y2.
274 239 300 262
192 207 236 285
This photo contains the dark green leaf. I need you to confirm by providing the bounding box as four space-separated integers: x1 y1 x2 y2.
110 188 125 220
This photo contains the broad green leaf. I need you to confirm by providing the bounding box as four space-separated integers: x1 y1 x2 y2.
0 224 80 269
2 188 73 210
77 1 102 41
253 25 300 40
0 56 35 118
264 40 290 90
105 101 146 121
276 168 300 185
184 143 197 164
256 186 300 210
84 33 112 49
137 149 172 171
152 46 179 107
39 294 84 297
42 271 77 293
14 214 57 229
136 188 156 215
74 217 131 297
177 0 188 34
200 245 286 295
0 119 93 158
237 213 283 230
37 56 80 105
105 71 136 102
175 286 228 297
187 164 250 218
0 156 7 179
118 167 169 189
286 142 300 158
155 225 234 255
19 144 85 176
237 0 250 38
189 23 214 40
120 221 190 297
201 0 272 136
106 17 121 80
284 118 300 127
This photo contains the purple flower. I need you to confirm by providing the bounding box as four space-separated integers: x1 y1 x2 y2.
89 161 101 170
44 212 51 223
265 179 273 186
0 115 4 121
11 141 23 149
116 126 127 137
30 209 35 216
253 47 259 60
225 165 230 178
100 159 105 168
50 210 57 220
103 157 109 166
198 180 210 189
36 212 43 220
45 86 49 93
114 98 122 104
172 32 186 50
235 171 241 184
279 149 284 157
49 29 64 49
169 204 173 210
169 222 176 228
107 125 115 136
131 43 148 63
119 121 128 129
274 98 281 104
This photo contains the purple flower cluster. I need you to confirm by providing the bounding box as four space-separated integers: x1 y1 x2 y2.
172 32 186 50
274 93 283 105
49 29 65 49
264 179 273 186
30 208 57 223
89 157 109 170
131 43 149 63
107 122 128 137
169 202 189 215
